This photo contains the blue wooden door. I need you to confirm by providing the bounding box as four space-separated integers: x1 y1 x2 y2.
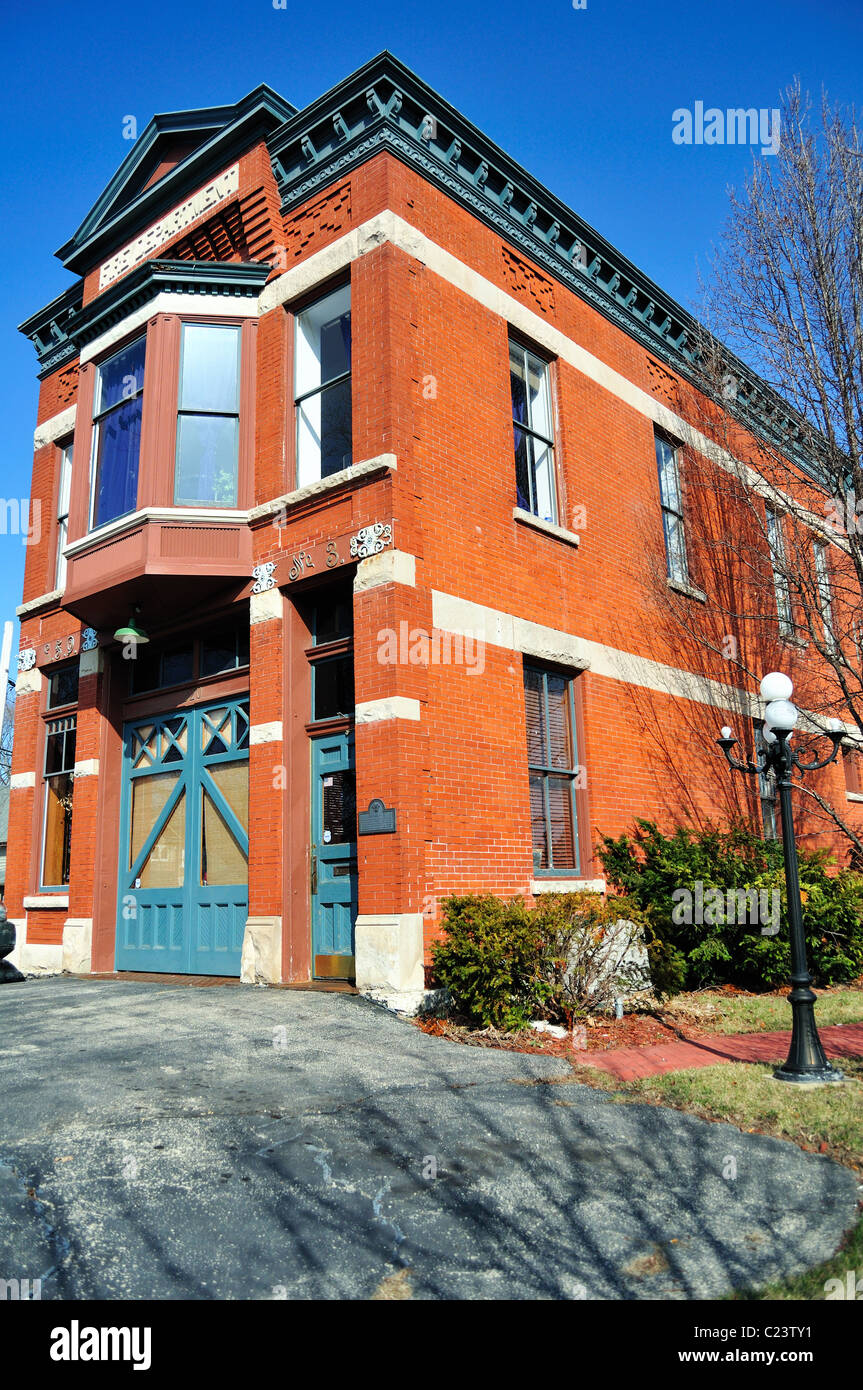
311 732 357 978
115 699 250 975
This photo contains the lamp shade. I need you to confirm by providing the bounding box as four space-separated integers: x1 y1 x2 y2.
720 726 733 739
113 612 149 645
761 725 777 745
765 699 798 731
760 671 793 703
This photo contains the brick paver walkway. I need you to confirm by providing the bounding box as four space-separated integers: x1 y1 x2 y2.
575 1022 863 1081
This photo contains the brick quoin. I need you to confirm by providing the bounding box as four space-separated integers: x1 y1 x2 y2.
9 57 859 998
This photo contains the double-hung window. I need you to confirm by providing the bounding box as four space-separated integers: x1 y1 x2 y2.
524 663 583 873
813 541 836 650
91 337 146 529
55 440 73 589
510 341 557 523
765 507 793 636
41 712 77 889
655 432 689 585
175 323 241 506
295 285 352 487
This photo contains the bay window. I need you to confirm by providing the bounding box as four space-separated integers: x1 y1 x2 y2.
91 337 145 529
175 323 241 506
295 284 352 487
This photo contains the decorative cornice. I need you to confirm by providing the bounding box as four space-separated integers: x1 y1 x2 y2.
267 52 821 479
20 259 271 377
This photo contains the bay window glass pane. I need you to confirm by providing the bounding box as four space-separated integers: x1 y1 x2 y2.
656 436 681 511
175 414 238 505
96 338 145 414
93 396 143 527
48 664 79 710
179 324 240 413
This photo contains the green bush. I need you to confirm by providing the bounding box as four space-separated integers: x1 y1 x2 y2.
597 819 863 993
430 890 649 1030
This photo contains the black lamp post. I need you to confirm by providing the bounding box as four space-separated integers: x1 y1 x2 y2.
718 671 845 1085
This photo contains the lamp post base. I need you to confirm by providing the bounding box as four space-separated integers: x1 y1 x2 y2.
772 1063 844 1085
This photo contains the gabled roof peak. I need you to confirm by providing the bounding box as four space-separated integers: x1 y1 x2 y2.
56 83 295 274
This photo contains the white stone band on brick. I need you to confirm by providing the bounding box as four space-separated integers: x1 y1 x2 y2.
355 697 422 723
10 771 36 789
33 405 76 451
249 721 284 745
74 760 99 778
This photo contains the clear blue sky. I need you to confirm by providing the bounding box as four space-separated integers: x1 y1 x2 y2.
1 0 861 642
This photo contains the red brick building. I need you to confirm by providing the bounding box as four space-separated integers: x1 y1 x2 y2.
8 54 856 1007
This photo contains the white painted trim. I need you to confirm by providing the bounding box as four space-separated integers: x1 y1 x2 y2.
845 792 863 804
249 454 398 523
354 550 416 592
355 697 421 724
79 290 257 366
249 721 283 745
34 405 76 451
16 589 64 618
73 759 100 778
64 504 249 558
10 771 36 789
24 895 69 909
531 878 607 894
514 508 580 548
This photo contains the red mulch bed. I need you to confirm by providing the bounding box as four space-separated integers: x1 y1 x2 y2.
414 1010 708 1058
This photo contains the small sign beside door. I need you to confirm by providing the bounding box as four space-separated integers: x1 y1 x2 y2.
358 799 397 835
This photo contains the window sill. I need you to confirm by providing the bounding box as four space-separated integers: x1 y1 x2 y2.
250 454 398 524
780 633 808 649
845 792 863 804
513 508 580 548
667 577 707 603
531 877 606 894
25 894 69 909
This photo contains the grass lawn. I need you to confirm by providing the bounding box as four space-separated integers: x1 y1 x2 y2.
660 982 863 1036
572 1056 863 1298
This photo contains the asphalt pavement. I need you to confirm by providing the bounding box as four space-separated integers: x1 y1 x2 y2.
0 977 858 1300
